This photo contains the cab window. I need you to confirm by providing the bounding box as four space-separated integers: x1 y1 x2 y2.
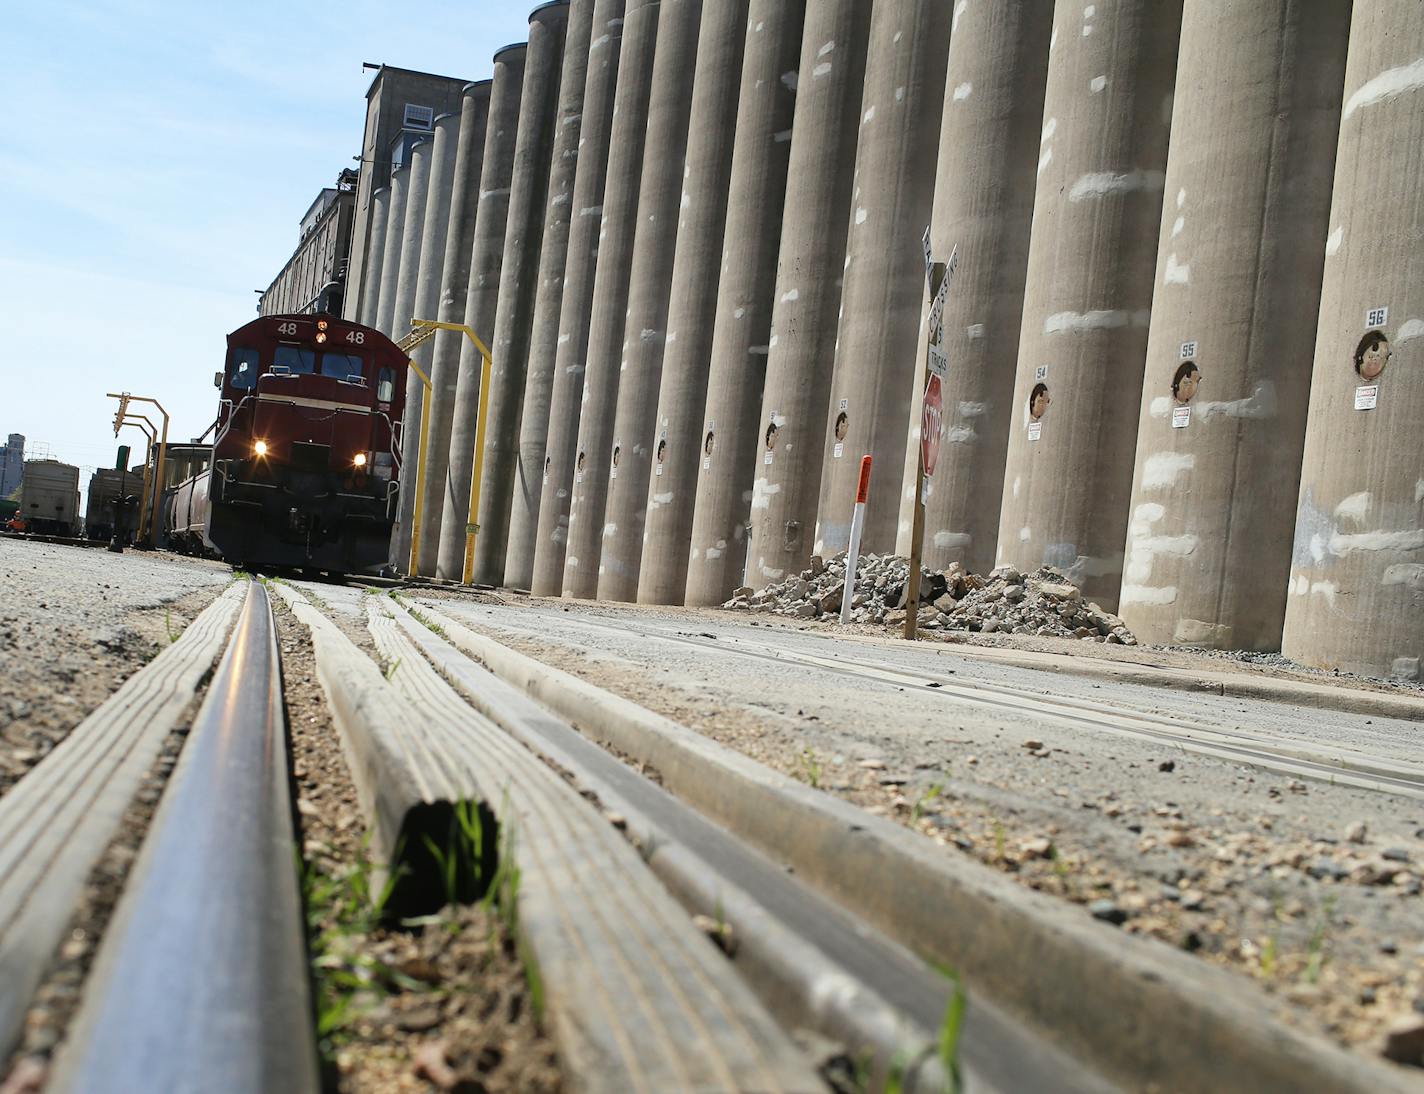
230 347 260 390
274 345 316 374
320 352 364 380
376 367 395 403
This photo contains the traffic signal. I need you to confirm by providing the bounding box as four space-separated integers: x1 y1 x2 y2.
115 445 131 472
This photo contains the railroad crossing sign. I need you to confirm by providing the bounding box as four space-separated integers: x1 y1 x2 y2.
921 373 944 477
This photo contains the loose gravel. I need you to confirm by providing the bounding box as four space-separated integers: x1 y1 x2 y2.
0 540 229 795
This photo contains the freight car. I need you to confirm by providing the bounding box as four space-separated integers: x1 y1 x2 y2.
85 467 138 541
20 460 80 535
167 314 408 573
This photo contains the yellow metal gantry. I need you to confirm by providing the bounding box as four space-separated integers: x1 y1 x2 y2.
396 320 493 583
107 392 170 548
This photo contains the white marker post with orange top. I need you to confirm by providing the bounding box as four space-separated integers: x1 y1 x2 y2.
840 456 873 624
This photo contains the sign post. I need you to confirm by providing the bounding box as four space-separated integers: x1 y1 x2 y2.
904 242 958 641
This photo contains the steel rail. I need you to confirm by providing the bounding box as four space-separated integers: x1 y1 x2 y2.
49 582 318 1093
413 600 1418 1094
386 598 1107 1094
461 607 1424 798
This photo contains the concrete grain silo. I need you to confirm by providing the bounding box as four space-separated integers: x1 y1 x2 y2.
636 0 751 604
1283 0 1424 681
355 186 390 326
505 0 599 590
530 0 629 596
891 3 1052 575
1120 0 1350 650
472 2 572 587
993 0 1183 610
559 0 663 600
435 44 528 581
596 0 704 602
683 0 806 607
413 80 494 576
394 114 462 571
810 0 950 560
373 162 410 337
389 137 433 565
746 0 872 590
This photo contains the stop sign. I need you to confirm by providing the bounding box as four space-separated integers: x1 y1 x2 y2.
921 373 944 477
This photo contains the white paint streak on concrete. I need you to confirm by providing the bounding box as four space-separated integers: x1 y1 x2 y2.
1037 149 1053 176
1142 451 1194 489
1171 215 1184 238
1163 253 1190 285
1018 526 1032 542
934 531 972 549
863 105 876 124
1194 381 1278 422
958 401 989 417
1329 529 1424 555
813 62 833 78
1012 476 1021 499
1044 309 1150 334
953 0 967 33
1069 170 1166 202
896 87 906 103
1343 56 1424 120
1177 188 1186 208
819 40 835 57
1041 118 1057 144
1325 225 1343 256
1309 580 1337 607
1090 75 1107 93
1333 491 1371 526
782 288 800 302
948 426 977 445
855 207 868 225
1120 584 1177 605
1416 478 1424 504
966 323 985 339
1395 318 1424 345
953 82 972 101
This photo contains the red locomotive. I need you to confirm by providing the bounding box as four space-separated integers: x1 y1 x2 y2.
168 313 408 574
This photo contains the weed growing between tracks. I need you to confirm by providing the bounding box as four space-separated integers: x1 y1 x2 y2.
273 599 560 1093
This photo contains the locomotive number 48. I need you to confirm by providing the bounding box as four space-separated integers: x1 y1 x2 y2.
277 321 299 336
346 331 365 344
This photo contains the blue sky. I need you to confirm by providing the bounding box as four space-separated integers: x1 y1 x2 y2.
1 0 536 478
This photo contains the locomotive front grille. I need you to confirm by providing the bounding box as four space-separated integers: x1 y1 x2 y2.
290 442 331 473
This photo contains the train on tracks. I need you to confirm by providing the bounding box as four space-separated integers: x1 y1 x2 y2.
167 313 408 574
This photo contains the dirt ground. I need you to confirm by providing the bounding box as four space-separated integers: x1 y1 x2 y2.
0 540 229 795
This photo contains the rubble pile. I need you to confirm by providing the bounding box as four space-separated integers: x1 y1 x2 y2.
724 552 1138 644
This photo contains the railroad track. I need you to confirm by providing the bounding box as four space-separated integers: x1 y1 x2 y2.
1 577 1415 1093
439 604 1424 800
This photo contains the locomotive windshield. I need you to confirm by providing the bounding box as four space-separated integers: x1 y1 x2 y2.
231 347 259 390
319 352 365 381
274 345 317 374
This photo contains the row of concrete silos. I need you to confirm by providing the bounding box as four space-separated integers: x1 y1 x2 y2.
350 0 1423 682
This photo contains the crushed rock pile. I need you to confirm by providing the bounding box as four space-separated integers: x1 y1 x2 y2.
725 552 1138 644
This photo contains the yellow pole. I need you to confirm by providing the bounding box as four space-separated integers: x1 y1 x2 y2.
395 319 493 585
119 422 155 541
109 394 171 549
405 360 433 577
461 346 494 585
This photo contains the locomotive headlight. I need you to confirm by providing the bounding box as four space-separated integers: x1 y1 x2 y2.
315 332 327 344
353 452 367 468
253 440 268 457
316 320 328 331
